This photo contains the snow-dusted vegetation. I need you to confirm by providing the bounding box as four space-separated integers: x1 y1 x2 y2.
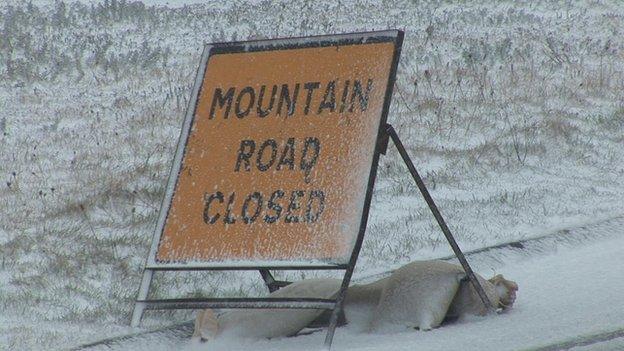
1 1 623 349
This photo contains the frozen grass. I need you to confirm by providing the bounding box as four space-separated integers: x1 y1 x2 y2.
1 0 624 349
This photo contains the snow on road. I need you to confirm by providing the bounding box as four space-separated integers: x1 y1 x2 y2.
79 217 624 351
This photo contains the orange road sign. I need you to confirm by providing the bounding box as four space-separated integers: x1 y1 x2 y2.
149 32 400 267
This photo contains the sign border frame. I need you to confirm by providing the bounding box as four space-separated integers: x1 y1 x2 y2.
144 29 404 269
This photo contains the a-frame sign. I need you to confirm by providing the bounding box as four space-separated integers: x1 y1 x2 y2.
132 30 492 349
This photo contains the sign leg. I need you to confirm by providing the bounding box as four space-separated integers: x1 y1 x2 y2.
259 269 277 292
385 124 494 312
323 265 355 350
131 269 154 327
259 269 291 293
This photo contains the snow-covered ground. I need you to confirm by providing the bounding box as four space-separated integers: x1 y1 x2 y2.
71 216 624 351
221 229 624 351
1 0 623 350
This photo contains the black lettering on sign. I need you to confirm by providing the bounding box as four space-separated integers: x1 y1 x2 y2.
303 82 320 115
264 189 285 224
256 139 278 171
202 189 327 225
300 137 320 183
235 137 321 180
339 79 350 113
277 83 300 116
349 79 373 112
203 191 224 224
285 190 304 223
234 140 255 172
208 79 373 119
257 85 278 117
318 80 336 114
235 86 255 118
241 192 262 224
209 87 235 119
224 192 237 224
305 190 325 223
276 138 295 171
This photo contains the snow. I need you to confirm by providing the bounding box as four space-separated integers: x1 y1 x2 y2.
2 0 624 350
73 219 624 350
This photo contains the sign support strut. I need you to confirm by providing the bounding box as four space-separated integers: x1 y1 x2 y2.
384 123 494 312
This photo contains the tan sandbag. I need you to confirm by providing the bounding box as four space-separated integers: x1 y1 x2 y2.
447 273 518 318
193 260 519 341
371 260 466 331
193 278 341 342
345 261 518 331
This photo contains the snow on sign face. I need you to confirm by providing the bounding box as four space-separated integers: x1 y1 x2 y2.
154 32 399 265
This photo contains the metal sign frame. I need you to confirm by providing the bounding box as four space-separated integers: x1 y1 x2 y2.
131 30 493 349
131 30 404 349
